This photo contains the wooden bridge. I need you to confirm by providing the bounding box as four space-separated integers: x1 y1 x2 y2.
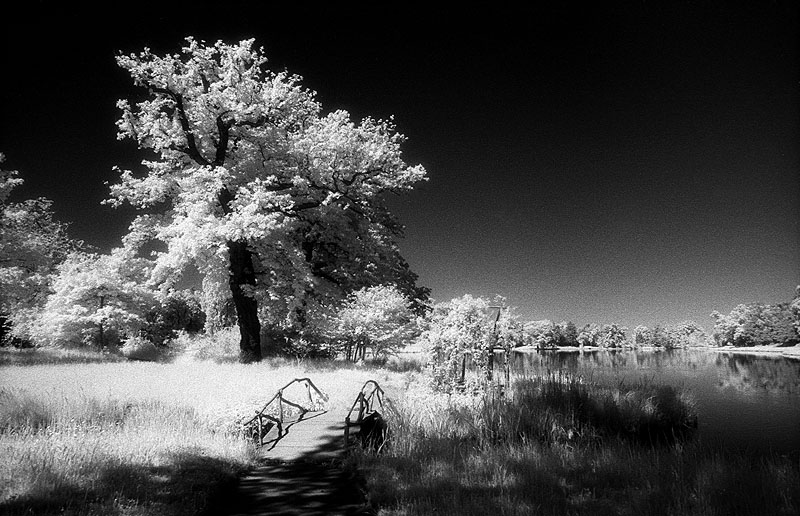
221 378 391 515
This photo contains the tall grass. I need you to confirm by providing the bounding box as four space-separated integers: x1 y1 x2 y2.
0 388 255 515
0 355 412 515
354 374 800 516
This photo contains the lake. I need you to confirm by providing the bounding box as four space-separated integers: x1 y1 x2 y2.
507 348 800 456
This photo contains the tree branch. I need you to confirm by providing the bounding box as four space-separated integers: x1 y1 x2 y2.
151 86 210 167
214 115 232 166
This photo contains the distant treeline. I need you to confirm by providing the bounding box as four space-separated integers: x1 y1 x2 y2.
710 288 800 347
523 288 800 350
522 320 707 349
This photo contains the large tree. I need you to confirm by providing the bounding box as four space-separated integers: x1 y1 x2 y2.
108 38 427 362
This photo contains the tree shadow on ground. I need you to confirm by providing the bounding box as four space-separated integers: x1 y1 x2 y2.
209 457 371 516
209 415 373 516
0 450 243 515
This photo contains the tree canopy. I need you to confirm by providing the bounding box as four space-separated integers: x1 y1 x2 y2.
108 38 428 361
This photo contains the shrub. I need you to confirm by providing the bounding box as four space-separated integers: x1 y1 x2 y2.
120 336 161 362
173 328 240 362
268 328 336 360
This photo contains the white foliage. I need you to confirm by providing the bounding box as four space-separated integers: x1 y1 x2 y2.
1 154 76 337
108 38 427 329
328 284 416 357
29 250 156 347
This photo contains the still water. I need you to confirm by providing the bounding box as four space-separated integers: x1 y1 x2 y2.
509 349 800 456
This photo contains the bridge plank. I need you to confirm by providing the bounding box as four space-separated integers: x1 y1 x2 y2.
261 410 346 462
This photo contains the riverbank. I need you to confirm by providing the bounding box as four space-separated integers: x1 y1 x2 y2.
709 343 800 359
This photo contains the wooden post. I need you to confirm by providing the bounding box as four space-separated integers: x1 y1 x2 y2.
486 306 502 384
505 350 510 388
357 393 365 422
97 293 106 348
487 347 494 382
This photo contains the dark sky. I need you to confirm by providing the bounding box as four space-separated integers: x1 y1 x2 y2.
2 2 798 330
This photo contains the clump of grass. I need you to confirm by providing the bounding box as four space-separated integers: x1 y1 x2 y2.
384 352 428 373
170 327 241 362
0 389 55 433
388 372 697 448
0 388 256 515
502 373 698 445
354 375 798 515
0 347 124 366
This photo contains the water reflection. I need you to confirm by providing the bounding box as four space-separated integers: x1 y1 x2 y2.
511 349 800 395
714 354 800 395
508 349 800 455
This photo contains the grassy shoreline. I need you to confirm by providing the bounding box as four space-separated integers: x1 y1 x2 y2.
707 343 800 359
353 375 799 515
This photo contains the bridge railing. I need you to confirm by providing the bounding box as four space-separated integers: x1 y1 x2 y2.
240 377 328 446
344 379 394 447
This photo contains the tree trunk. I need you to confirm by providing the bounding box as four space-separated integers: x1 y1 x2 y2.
227 240 263 363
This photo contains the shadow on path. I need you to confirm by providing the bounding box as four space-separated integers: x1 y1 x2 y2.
259 410 329 452
207 411 373 516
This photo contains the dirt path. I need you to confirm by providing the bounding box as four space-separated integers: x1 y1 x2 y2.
210 410 373 516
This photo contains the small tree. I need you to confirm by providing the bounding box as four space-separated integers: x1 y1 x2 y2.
328 284 416 361
29 249 155 348
667 321 707 348
577 323 601 347
599 323 628 348
558 321 579 347
633 325 652 347
423 295 493 392
524 319 557 348
422 295 522 392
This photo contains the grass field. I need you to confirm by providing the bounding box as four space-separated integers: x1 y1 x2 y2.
0 349 413 515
